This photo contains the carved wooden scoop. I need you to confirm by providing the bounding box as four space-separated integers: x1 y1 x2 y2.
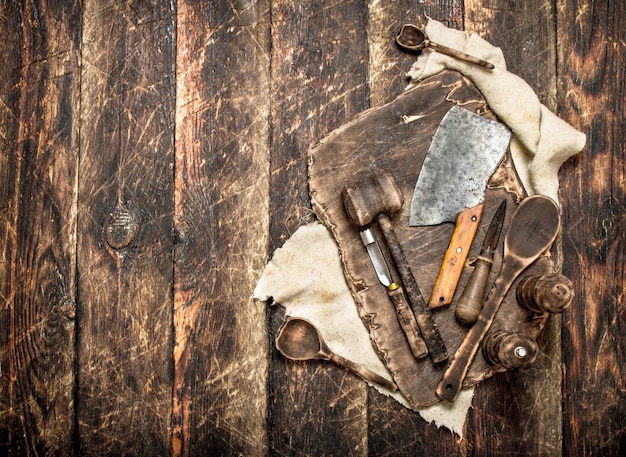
436 195 560 402
276 317 398 392
395 24 495 69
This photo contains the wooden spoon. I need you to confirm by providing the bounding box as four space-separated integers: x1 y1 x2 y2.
436 195 560 402
276 317 398 392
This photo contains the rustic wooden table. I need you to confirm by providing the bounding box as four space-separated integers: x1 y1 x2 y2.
0 1 623 456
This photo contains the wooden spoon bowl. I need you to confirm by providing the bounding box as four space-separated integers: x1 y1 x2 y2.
276 317 398 391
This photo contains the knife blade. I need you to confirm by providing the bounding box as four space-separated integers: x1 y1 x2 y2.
409 106 511 309
360 228 428 359
455 199 507 325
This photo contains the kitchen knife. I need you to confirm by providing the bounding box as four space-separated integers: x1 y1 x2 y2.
360 228 428 359
409 106 511 309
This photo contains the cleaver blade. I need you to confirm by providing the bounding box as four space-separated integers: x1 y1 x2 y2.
409 106 511 308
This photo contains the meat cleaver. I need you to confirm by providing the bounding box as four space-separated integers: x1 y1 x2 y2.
409 106 511 309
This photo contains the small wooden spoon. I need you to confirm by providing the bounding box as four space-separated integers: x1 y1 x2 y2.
276 317 398 392
436 195 560 402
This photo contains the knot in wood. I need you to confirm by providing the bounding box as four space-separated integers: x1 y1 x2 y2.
57 296 76 320
105 203 139 250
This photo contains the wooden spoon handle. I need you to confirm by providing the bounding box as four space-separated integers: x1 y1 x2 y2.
427 41 495 69
436 264 516 402
330 353 398 392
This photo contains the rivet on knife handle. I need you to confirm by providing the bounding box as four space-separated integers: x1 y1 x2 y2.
436 195 560 402
428 204 484 309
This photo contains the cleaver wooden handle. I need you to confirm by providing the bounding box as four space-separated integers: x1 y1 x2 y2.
428 204 484 309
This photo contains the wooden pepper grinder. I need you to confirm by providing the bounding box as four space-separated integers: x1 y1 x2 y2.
517 273 575 314
483 331 538 369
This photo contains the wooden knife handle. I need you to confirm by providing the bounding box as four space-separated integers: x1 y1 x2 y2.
428 204 484 309
378 214 448 364
454 250 494 325
387 286 429 359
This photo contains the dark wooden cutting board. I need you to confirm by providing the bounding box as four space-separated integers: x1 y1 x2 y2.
308 70 555 408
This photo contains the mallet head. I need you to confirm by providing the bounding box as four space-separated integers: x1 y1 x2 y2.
341 171 403 227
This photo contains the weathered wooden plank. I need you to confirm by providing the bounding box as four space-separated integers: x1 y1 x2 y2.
367 1 427 107
423 0 465 30
0 6 24 450
76 1 175 454
465 0 557 109
461 1 564 454
368 394 464 456
0 1 80 455
0 1 620 455
365 6 436 450
173 1 270 455
365 3 469 454
367 0 466 108
557 1 626 456
268 1 371 455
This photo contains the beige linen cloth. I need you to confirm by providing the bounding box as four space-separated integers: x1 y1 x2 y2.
254 19 585 437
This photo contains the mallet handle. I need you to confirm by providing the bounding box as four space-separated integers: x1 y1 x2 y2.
377 214 448 364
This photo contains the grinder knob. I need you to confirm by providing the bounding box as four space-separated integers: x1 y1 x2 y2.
483 330 538 369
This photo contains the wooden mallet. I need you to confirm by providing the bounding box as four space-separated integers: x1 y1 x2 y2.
342 171 448 364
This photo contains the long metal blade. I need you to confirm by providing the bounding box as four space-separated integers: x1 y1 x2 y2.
360 228 392 288
409 106 511 226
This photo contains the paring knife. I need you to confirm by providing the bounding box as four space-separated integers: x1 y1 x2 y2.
455 199 507 325
360 228 428 359
436 195 560 402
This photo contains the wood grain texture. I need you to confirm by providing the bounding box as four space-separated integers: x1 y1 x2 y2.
367 1 465 107
465 0 557 109
367 1 426 107
0 0 623 455
76 1 175 454
461 1 564 454
0 2 80 454
173 1 270 455
268 2 371 456
557 1 626 456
